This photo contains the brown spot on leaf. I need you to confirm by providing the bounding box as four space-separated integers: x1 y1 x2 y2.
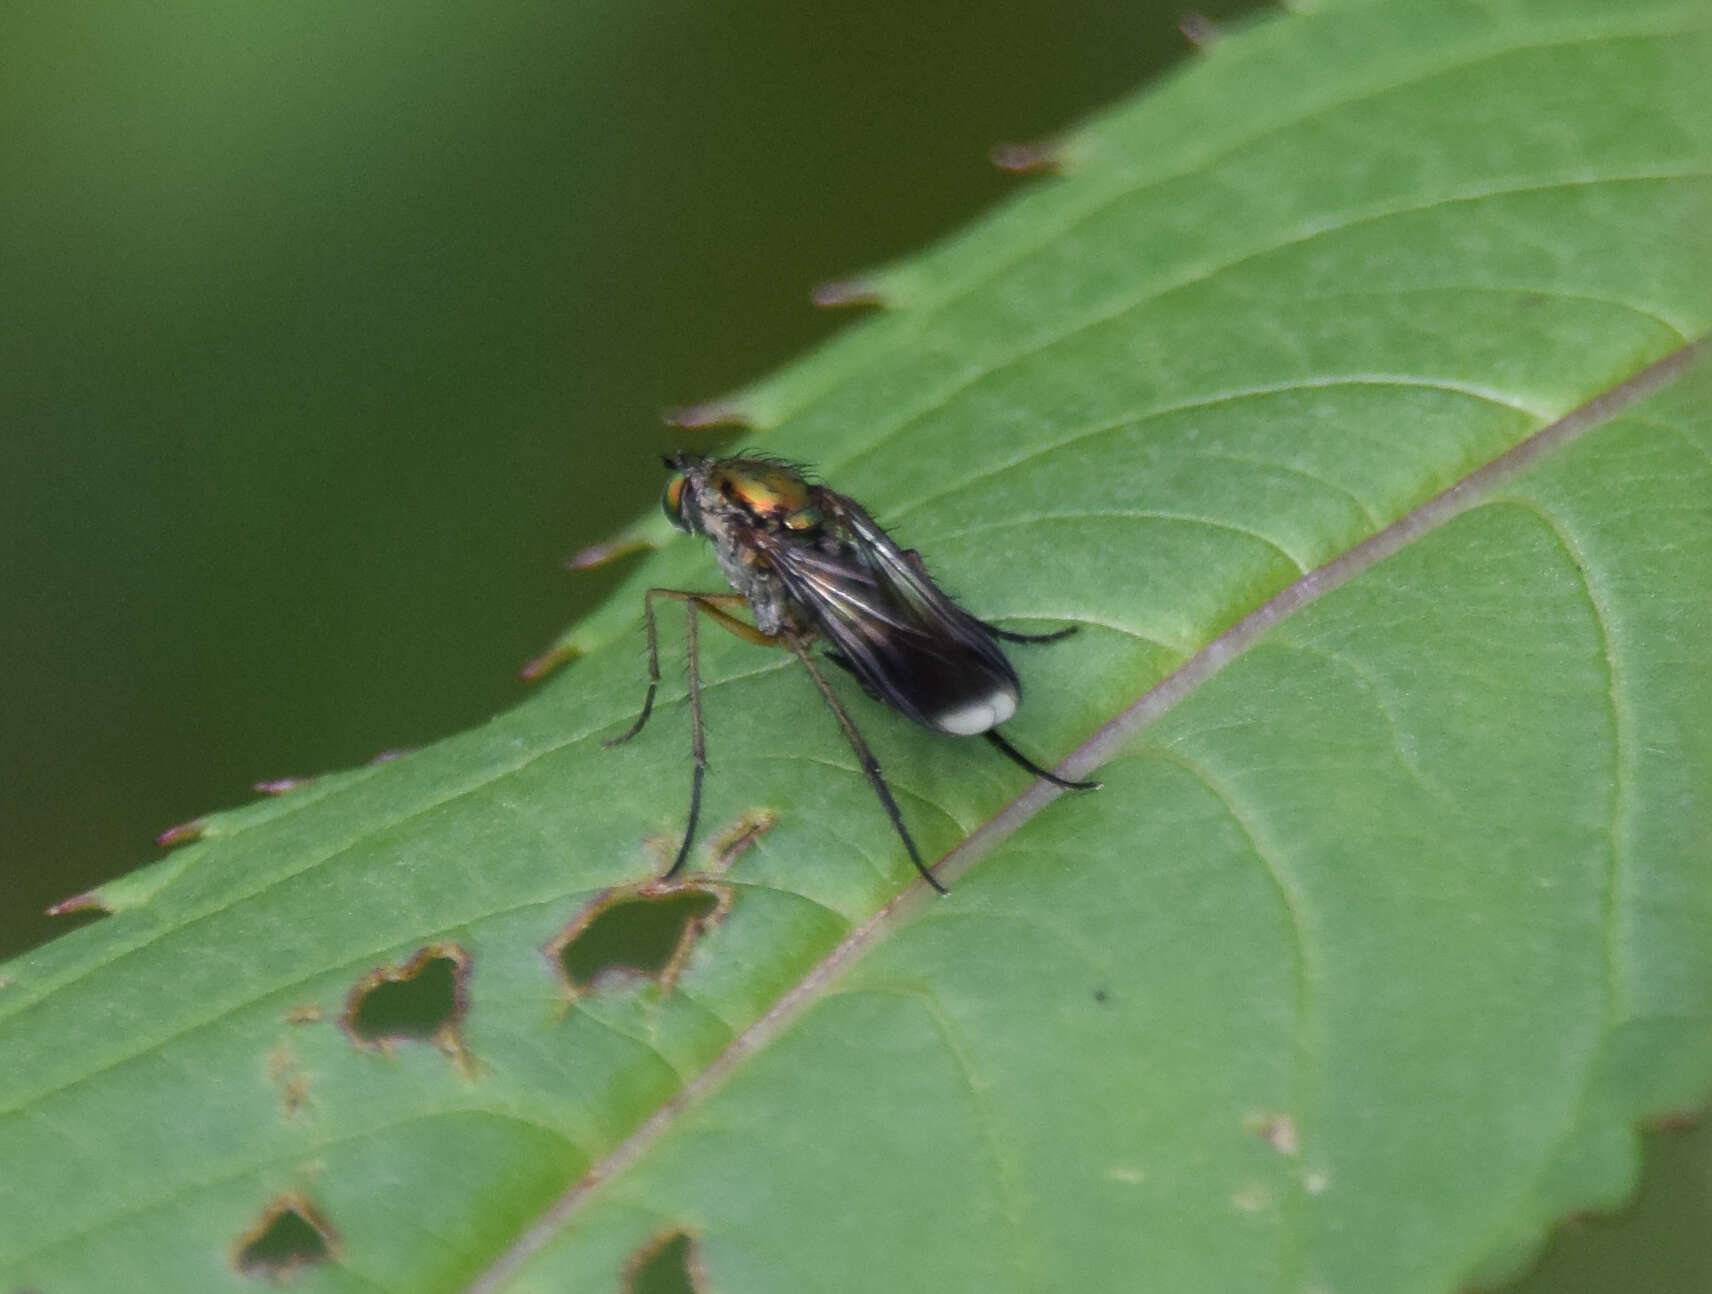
705 808 778 874
343 944 472 1070
565 534 655 572
46 890 112 918
253 776 314 796
1647 1109 1701 1132
266 1047 312 1119
663 399 752 430
280 1074 312 1118
989 137 1065 175
233 1193 336 1282
550 882 729 997
1247 1110 1299 1156
519 642 582 682
625 1228 704 1294
809 277 888 309
284 1004 322 1025
1178 11 1221 48
156 819 206 848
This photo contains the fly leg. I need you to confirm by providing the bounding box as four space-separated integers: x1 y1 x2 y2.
983 728 1101 791
901 547 1078 647
983 621 1078 645
784 634 948 895
605 588 770 879
975 621 1096 787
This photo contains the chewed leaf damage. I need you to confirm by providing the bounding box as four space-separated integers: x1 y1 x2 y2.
624 1227 704 1294
550 883 729 996
342 943 471 1065
233 1192 336 1282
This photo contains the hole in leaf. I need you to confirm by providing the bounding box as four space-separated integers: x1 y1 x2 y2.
233 1193 335 1282
343 944 469 1052
551 884 726 996
625 1229 701 1294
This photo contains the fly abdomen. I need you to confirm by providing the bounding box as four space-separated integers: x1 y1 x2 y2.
927 682 1018 736
830 630 1020 737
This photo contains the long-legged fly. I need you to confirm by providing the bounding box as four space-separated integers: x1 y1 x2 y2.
607 452 1096 894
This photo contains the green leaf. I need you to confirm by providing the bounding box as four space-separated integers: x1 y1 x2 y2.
3 0 1708 1291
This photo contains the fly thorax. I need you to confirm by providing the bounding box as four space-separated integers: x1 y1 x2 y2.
706 532 792 637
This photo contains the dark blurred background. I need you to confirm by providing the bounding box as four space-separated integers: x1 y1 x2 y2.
1 5 1701 1287
2 0 1254 959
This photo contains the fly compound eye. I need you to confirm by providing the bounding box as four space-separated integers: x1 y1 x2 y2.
661 475 691 532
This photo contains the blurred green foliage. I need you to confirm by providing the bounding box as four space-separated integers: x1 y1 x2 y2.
2 0 1248 957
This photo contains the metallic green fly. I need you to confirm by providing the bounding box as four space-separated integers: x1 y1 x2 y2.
607 452 1096 893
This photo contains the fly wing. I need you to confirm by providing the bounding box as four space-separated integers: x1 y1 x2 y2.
763 495 1020 735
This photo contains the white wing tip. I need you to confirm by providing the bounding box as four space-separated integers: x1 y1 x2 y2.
931 688 1018 736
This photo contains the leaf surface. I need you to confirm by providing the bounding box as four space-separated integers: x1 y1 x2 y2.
2 1 1708 1291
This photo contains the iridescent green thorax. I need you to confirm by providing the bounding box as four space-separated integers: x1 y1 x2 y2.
662 453 829 637
662 454 823 536
709 460 822 531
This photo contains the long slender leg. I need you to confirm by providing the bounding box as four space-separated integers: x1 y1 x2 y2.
603 591 665 748
664 598 705 878
606 589 782 879
983 621 1078 645
605 589 756 748
785 635 948 895
984 728 1101 790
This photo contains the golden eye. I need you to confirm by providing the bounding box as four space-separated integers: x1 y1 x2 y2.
661 475 690 531
783 506 820 531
